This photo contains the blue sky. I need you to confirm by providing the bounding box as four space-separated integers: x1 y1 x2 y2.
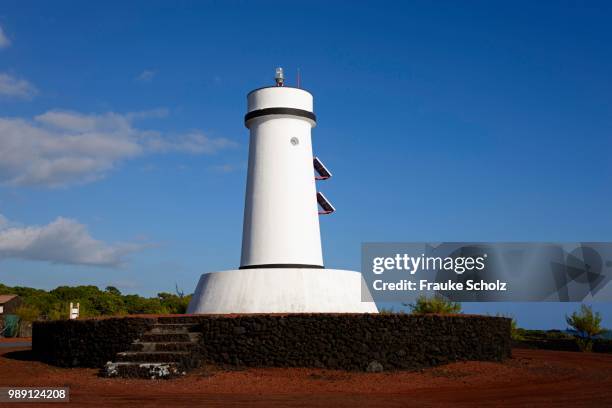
0 1 610 329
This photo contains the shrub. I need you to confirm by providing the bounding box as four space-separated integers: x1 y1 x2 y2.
407 295 461 314
566 304 603 352
14 304 41 335
15 304 41 322
378 307 406 315
47 308 65 321
0 283 193 318
496 314 523 341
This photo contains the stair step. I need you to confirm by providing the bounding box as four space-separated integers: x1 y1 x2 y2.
158 316 204 325
139 332 200 343
130 341 197 352
103 362 184 379
148 329 191 334
149 323 199 333
104 318 204 379
116 351 191 363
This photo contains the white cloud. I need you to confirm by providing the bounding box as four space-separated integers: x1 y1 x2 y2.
211 163 245 173
0 25 10 49
136 70 156 82
0 109 236 187
146 131 237 154
0 214 8 228
0 215 145 267
0 73 37 99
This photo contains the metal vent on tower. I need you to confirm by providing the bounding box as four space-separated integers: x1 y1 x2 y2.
317 192 335 215
313 157 332 180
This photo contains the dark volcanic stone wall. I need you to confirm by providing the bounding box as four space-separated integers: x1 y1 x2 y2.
34 314 511 370
195 314 511 370
33 317 156 367
514 338 612 353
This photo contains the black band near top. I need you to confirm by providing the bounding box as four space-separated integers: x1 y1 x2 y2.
244 107 316 125
239 263 324 270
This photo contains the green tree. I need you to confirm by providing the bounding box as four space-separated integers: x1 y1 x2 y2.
15 304 41 322
14 305 41 336
566 304 603 352
123 295 164 314
47 305 67 321
509 317 524 341
407 295 461 314
158 292 191 314
0 282 194 319
105 286 122 296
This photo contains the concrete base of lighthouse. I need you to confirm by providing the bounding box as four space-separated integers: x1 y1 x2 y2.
187 268 378 314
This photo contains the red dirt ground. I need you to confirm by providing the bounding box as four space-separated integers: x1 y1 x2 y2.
0 337 30 343
1 342 611 407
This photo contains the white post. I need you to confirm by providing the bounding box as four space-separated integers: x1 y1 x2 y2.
69 302 80 320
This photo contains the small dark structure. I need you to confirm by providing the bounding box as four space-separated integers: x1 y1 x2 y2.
0 295 22 315
33 314 511 378
0 295 23 337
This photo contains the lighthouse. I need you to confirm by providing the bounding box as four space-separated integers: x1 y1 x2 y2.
241 68 323 269
187 68 378 313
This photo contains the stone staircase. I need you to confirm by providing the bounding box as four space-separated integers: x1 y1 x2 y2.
103 317 203 379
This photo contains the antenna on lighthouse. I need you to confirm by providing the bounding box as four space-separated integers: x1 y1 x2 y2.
275 67 284 87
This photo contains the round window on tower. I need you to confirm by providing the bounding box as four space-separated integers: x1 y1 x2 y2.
290 137 299 146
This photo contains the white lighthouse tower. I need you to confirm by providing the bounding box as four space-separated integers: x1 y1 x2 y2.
187 68 377 313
